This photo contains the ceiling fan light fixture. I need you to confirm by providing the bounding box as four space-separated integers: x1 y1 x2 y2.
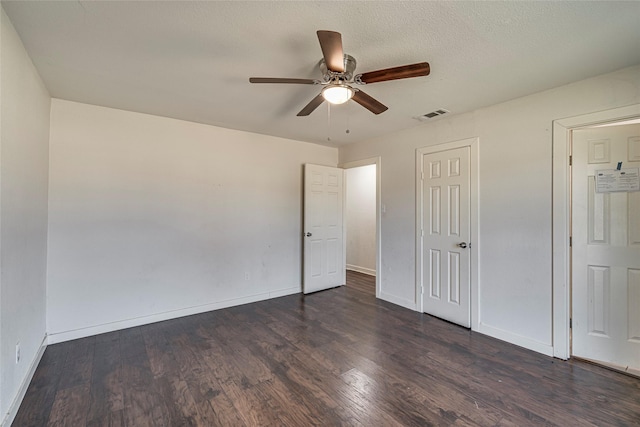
322 84 354 105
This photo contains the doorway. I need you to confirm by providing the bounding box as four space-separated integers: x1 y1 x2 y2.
551 104 640 364
340 158 381 297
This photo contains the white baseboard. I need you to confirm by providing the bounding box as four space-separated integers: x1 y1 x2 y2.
1 335 47 427
267 286 300 299
379 291 417 311
346 264 376 276
47 286 300 344
476 322 554 357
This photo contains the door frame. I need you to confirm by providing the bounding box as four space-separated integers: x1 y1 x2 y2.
339 157 382 298
552 103 640 359
416 137 479 330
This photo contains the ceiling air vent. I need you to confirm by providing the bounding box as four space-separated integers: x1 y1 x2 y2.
415 109 450 121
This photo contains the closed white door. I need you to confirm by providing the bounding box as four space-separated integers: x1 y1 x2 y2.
420 146 471 327
303 164 345 294
572 123 640 373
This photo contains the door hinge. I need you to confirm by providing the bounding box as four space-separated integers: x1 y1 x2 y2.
569 236 572 247
569 318 572 329
569 155 572 166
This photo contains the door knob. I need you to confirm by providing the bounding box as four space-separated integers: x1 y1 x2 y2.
457 242 468 249
305 232 312 237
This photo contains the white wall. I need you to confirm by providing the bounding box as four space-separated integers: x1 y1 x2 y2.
345 165 376 275
339 65 640 355
0 7 50 424
47 99 337 342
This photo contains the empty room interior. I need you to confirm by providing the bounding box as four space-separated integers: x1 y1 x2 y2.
2 1 640 425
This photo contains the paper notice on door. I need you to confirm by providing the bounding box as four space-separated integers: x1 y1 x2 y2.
595 168 640 193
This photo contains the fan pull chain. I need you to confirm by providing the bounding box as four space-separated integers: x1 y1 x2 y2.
327 102 332 142
345 107 350 135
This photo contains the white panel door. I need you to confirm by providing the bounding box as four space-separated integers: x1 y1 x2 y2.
303 164 345 294
421 147 471 327
572 124 640 373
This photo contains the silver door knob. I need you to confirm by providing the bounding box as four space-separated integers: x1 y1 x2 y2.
305 232 312 237
457 242 468 249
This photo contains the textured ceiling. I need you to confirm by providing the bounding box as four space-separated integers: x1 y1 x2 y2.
3 1 640 146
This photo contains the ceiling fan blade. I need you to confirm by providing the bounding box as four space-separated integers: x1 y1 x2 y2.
317 30 344 73
352 90 388 115
249 77 317 84
297 94 325 116
357 62 430 84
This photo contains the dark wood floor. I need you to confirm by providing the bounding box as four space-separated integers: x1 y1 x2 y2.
13 271 640 426
345 269 376 294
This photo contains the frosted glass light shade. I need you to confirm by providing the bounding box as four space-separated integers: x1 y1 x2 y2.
322 85 354 105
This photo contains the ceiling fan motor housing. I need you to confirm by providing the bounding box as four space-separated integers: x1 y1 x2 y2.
320 54 357 82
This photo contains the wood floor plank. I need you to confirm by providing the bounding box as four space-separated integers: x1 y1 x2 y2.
346 270 376 294
13 272 640 426
84 409 125 427
11 350 65 426
201 394 247 426
57 354 93 391
47 384 91 427
120 352 166 427
86 363 124 423
167 321 247 426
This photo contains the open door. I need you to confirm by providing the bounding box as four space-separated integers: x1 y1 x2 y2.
303 164 345 294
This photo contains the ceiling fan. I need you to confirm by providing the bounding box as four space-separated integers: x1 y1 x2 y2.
249 30 430 116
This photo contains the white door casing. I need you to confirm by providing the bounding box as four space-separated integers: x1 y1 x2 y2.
303 164 345 294
571 124 640 373
552 104 640 360
417 141 476 328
